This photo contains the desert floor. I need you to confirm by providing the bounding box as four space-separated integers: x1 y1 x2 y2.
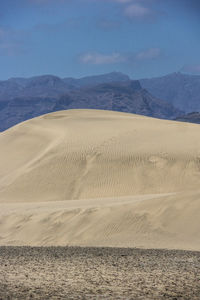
0 246 200 300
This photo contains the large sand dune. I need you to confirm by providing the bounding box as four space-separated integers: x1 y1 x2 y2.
0 109 200 250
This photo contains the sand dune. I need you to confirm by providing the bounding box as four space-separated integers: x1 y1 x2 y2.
0 109 200 250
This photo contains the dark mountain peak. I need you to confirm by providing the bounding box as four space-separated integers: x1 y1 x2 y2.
54 79 180 121
0 72 182 131
0 72 132 103
27 75 63 87
79 71 129 82
100 71 130 80
62 72 130 89
29 74 61 80
83 80 141 94
75 72 130 88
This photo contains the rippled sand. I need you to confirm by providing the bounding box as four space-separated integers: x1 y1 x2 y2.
0 110 200 250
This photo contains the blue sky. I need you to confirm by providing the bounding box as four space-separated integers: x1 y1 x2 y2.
0 0 200 80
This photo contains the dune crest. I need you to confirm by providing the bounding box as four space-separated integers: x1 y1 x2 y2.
0 109 200 250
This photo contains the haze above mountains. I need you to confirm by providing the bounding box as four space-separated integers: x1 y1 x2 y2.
0 71 200 131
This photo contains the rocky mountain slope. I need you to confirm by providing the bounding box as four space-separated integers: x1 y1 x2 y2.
0 80 180 131
3 70 200 130
140 72 200 113
0 72 129 102
55 81 179 118
63 72 130 88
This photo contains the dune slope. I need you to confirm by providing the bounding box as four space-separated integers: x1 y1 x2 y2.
0 109 200 250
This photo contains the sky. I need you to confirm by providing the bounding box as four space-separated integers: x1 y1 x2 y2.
0 0 200 80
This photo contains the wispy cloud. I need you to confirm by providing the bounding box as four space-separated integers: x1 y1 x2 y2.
181 64 200 74
79 52 126 65
79 48 162 65
136 48 161 60
108 0 161 21
124 3 155 19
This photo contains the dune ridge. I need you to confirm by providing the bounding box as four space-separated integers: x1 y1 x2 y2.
0 109 200 250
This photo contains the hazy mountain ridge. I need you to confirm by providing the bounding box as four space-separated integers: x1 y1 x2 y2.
0 72 130 101
0 97 56 131
55 81 179 118
0 72 132 131
140 72 200 113
1 71 200 131
63 72 130 88
0 79 180 131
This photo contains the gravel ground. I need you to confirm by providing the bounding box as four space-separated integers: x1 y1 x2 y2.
0 246 200 300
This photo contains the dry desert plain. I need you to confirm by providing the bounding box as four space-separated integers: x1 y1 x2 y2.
0 109 200 299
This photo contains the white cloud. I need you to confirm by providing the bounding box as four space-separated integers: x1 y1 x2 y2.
136 48 161 60
79 52 126 64
124 3 154 18
107 0 160 21
79 48 161 65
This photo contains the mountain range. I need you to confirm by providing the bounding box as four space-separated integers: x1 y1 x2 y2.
140 72 200 113
0 71 200 131
0 72 129 102
0 78 179 131
175 112 200 124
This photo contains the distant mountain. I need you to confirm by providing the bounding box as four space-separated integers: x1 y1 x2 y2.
175 112 200 124
55 81 179 118
0 80 180 131
0 97 56 131
63 71 130 88
0 72 132 131
0 72 130 102
0 75 69 101
140 72 200 113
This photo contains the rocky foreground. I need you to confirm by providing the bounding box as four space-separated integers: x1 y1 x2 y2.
0 246 199 300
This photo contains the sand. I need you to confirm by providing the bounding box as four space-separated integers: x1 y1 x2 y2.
0 109 200 250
